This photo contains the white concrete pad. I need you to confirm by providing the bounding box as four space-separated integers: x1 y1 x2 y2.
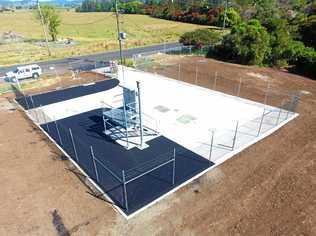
35 66 297 164
116 66 297 162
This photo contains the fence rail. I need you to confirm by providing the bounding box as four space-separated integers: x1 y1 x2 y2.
133 48 300 163
21 104 179 213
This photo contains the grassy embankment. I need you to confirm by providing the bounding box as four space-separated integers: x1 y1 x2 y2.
0 10 211 66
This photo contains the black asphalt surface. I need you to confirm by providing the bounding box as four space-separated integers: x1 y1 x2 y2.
40 108 212 215
16 79 119 109
15 77 212 215
0 42 181 76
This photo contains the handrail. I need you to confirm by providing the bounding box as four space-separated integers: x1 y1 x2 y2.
125 103 159 133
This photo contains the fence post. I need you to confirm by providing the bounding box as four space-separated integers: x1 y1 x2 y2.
264 82 270 105
24 95 30 110
34 108 40 123
44 110 50 132
172 148 176 185
122 170 129 212
213 71 218 90
54 120 63 146
102 115 107 134
30 95 35 109
16 78 21 90
209 130 215 162
122 93 129 149
178 63 181 81
237 77 242 97
39 105 45 124
90 146 99 183
69 128 79 163
136 81 144 148
232 121 239 150
285 107 290 120
257 107 266 136
276 107 282 125
51 65 62 88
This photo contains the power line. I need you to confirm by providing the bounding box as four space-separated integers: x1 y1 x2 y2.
62 13 115 26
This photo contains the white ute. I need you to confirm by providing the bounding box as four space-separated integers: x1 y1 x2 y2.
5 64 42 82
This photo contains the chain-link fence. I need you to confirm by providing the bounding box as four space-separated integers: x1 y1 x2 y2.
132 49 300 163
10 46 301 216
1 58 112 97
15 87 182 215
43 119 178 214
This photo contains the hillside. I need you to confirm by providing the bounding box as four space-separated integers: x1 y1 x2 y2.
0 10 209 66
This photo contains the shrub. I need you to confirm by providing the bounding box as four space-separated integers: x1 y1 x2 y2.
299 15 316 49
284 40 316 78
120 58 135 67
218 7 242 28
206 7 224 25
119 1 144 14
212 20 270 65
179 29 222 48
263 17 293 66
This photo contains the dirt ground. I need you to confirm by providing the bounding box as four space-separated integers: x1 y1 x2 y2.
0 57 315 235
20 71 108 96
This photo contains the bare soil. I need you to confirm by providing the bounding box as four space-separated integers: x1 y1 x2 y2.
20 71 107 97
0 57 315 235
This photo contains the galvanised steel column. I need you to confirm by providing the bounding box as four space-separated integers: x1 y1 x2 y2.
69 128 79 163
122 170 129 212
137 81 144 148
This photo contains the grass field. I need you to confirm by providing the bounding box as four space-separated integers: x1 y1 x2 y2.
0 10 209 66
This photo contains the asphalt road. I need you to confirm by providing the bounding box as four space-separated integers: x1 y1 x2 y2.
0 42 181 76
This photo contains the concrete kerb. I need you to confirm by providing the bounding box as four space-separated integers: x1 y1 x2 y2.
12 76 300 220
13 99 130 219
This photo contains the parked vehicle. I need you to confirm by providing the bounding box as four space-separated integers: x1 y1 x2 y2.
5 64 42 82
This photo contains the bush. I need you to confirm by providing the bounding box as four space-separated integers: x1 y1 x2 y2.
206 7 224 25
212 20 270 65
218 7 242 28
263 17 293 66
119 1 144 14
284 40 316 78
149 5 223 26
179 29 222 48
120 58 135 67
299 15 316 49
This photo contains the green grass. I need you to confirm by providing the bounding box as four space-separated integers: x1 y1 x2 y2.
0 10 211 66
0 83 12 94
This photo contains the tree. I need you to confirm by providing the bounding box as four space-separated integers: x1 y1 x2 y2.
284 40 316 78
218 7 242 27
36 5 61 41
263 17 293 66
119 1 144 14
179 29 222 48
254 0 280 24
300 14 316 49
216 19 270 65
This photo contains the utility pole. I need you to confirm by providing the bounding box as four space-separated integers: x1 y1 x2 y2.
114 0 123 65
37 0 51 56
222 0 228 29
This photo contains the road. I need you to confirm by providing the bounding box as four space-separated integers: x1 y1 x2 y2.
0 42 181 76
